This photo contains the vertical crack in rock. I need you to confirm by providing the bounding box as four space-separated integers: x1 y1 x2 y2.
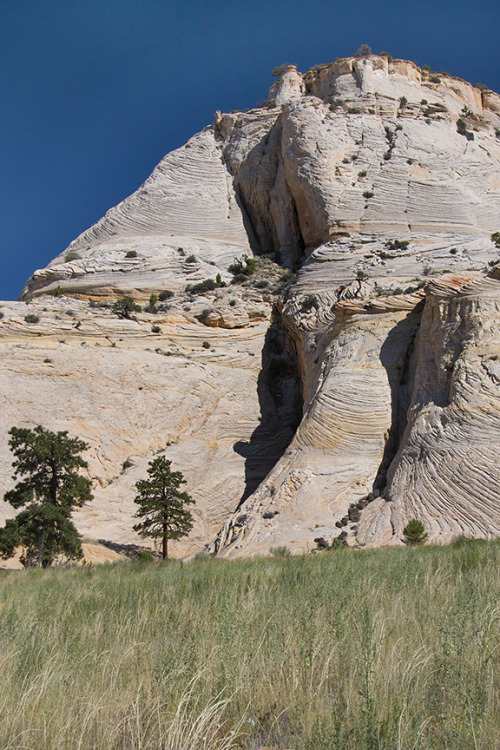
233 305 303 506
373 301 424 492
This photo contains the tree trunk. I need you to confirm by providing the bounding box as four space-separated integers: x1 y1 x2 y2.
162 523 168 560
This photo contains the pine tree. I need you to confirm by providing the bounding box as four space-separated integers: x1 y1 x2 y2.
0 426 93 567
403 519 428 546
133 457 194 560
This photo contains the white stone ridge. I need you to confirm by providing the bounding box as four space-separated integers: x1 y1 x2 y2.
3 55 500 561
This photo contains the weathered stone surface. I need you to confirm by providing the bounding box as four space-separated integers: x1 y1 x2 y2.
2 56 500 562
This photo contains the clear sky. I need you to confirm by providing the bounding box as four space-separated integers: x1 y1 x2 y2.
2 0 500 299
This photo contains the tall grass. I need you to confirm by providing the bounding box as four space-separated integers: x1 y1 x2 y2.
0 539 499 748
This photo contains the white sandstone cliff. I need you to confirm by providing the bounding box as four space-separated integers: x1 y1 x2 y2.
2 55 500 561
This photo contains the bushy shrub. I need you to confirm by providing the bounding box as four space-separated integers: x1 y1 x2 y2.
228 255 257 278
112 297 141 319
186 254 197 263
271 63 293 77
202 341 210 349
53 285 63 297
158 290 174 301
385 240 409 251
457 118 474 140
185 278 218 294
363 191 374 199
354 44 372 58
24 314 40 324
125 250 137 258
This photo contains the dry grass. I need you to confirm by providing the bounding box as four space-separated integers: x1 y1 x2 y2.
0 539 499 748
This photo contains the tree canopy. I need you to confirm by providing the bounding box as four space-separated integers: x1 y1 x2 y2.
0 426 93 567
133 456 194 560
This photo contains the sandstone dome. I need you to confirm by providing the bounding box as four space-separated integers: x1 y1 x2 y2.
2 54 500 560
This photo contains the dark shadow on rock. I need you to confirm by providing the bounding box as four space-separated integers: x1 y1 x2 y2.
233 308 303 507
97 539 145 560
374 302 424 493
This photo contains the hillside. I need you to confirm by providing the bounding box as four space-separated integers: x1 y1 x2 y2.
1 54 500 559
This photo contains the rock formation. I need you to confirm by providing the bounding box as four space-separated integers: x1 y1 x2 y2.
2 54 500 561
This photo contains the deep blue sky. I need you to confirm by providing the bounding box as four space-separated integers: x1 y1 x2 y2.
2 0 500 299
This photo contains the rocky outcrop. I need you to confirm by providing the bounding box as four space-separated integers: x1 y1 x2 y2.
3 55 500 559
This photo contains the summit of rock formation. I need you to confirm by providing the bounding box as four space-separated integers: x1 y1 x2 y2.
2 54 500 562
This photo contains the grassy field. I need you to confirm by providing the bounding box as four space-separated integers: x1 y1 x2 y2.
0 540 499 749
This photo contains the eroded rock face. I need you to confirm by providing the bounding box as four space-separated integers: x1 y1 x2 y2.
3 55 500 559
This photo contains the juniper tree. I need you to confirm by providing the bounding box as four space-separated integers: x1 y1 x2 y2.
0 426 93 567
133 457 194 560
112 296 141 319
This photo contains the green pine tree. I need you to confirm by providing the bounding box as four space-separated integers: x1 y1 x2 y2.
0 426 93 567
133 457 194 560
403 519 428 546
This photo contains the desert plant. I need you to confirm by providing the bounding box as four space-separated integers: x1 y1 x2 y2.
64 250 81 262
24 313 39 324
0 426 93 566
354 44 372 57
125 250 137 258
112 296 141 319
386 240 409 251
403 519 428 546
457 118 474 141
133 456 194 560
158 290 174 301
271 63 293 77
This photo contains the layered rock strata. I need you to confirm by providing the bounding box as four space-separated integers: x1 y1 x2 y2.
2 55 500 559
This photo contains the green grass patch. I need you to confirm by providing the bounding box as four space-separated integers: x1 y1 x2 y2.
0 540 499 748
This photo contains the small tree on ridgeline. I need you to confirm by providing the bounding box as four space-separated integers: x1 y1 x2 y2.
133 457 194 560
0 426 93 567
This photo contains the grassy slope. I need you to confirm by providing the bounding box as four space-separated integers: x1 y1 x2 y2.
0 541 499 749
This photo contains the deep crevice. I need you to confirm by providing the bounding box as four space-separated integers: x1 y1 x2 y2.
232 306 303 508
374 302 424 493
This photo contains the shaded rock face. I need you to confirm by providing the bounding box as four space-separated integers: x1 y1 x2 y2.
3 55 500 558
